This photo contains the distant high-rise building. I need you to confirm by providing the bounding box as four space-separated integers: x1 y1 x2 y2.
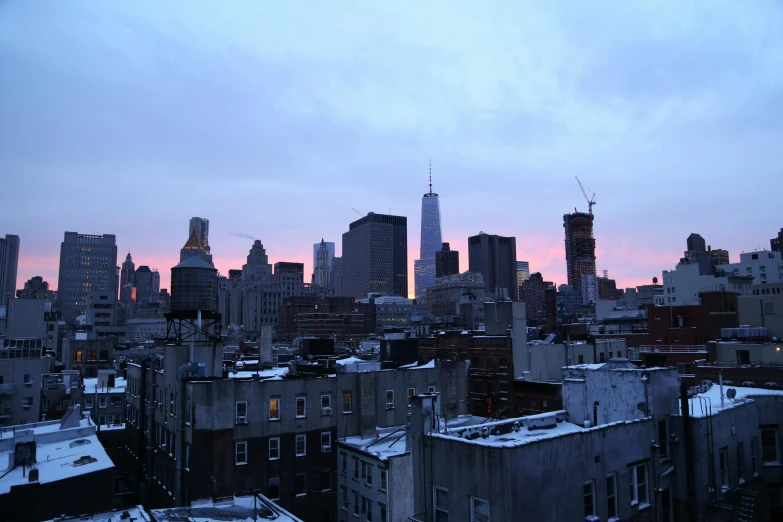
772 228 783 254
342 212 408 298
563 212 596 290
687 233 706 254
120 252 135 288
581 274 597 305
709 247 730 267
331 257 342 297
135 266 160 305
516 260 530 298
16 276 55 300
0 234 20 306
189 217 210 253
312 239 334 293
414 166 443 300
435 243 459 279
56 232 118 323
520 272 554 323
597 272 618 300
242 240 273 283
468 232 518 300
274 262 306 299
180 226 213 266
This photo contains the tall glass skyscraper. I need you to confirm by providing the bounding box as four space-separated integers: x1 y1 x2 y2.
414 165 443 300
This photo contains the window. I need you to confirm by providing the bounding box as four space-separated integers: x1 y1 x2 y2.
321 393 331 409
408 388 415 406
296 473 306 496
751 438 758 474
85 397 94 409
434 486 449 522
321 469 332 491
629 463 648 505
380 468 387 491
269 437 280 460
296 396 306 418
737 443 744 483
761 427 780 463
343 392 352 413
673 335 680 342
353 491 360 516
235 401 247 424
22 397 33 408
235 441 247 465
379 504 387 522
99 397 107 408
606 473 618 519
321 431 331 453
584 481 595 517
353 459 360 479
386 390 394 409
428 385 436 394
658 418 669 459
23 374 34 385
268 477 280 500
471 497 490 522
269 398 280 420
719 447 729 490
677 363 693 375
362 497 373 522
296 434 307 457
364 463 373 486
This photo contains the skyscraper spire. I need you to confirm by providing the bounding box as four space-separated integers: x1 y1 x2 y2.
429 157 432 194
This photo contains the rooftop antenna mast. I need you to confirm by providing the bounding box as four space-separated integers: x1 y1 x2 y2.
575 176 596 215
429 158 433 194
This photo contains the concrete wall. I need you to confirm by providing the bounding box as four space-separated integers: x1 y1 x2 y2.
738 293 783 338
388 448 413 522
711 341 783 364
6 299 47 339
526 343 596 382
0 356 53 426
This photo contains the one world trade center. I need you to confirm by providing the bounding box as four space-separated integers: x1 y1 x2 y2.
414 161 443 301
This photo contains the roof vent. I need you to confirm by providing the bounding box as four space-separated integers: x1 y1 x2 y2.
69 439 91 448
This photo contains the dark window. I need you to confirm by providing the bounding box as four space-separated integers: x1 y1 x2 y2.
268 477 280 500
321 469 332 491
296 473 306 496
761 427 779 463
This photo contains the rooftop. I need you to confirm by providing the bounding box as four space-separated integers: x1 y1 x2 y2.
151 494 302 522
685 383 783 418
83 376 127 395
46 506 151 522
0 411 114 495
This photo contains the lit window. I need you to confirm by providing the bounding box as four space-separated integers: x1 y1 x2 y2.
269 437 280 460
269 398 280 420
235 441 247 465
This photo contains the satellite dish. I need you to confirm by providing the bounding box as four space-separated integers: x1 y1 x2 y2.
726 388 737 400
15 444 33 466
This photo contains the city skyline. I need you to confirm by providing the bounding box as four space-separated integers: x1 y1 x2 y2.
2 1 782 297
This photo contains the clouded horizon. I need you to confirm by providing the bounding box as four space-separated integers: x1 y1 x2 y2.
1 1 781 296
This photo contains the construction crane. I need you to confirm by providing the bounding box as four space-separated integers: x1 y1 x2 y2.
575 176 596 215
352 208 364 218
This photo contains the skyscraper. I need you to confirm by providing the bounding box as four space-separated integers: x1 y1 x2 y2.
516 260 530 300
563 212 596 290
56 232 118 323
189 217 210 254
687 233 706 254
468 232 518 300
0 234 20 307
312 239 335 292
342 212 408 298
120 252 135 288
180 226 213 266
435 242 459 278
414 166 443 300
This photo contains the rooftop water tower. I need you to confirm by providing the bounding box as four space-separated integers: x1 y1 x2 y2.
165 256 222 343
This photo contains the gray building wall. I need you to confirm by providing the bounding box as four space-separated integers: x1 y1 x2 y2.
0 341 54 426
738 282 783 339
6 298 47 340
0 234 20 307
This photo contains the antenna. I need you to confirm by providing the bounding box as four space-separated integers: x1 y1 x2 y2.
429 158 432 194
575 176 596 215
352 208 363 217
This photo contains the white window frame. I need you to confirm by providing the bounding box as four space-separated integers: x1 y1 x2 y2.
606 473 618 520
629 462 648 506
386 390 394 409
364 462 373 486
321 393 331 409
235 441 248 465
434 486 449 521
380 468 387 491
321 431 331 453
235 401 248 424
269 398 280 420
296 434 307 457
269 437 280 460
471 496 490 522
296 396 307 418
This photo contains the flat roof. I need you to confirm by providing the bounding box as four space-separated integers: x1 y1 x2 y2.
45 505 151 521
0 417 114 495
685 384 783 418
151 494 301 522
83 377 127 395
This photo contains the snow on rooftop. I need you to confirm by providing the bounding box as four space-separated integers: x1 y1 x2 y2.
228 366 289 380
83 377 127 395
341 427 408 460
0 417 114 495
151 494 301 522
45 505 151 522
685 384 783 418
409 359 435 370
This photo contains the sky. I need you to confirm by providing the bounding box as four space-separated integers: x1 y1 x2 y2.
1 0 782 297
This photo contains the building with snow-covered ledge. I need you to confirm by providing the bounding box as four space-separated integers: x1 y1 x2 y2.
0 407 115 520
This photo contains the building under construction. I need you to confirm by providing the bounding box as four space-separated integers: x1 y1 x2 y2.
563 211 596 290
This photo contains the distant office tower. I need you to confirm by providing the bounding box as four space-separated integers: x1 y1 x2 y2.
563 212 596 290
519 272 554 323
414 168 443 300
274 262 306 299
468 232 518 300
597 272 618 300
516 260 530 298
709 248 730 266
435 243 459 278
242 240 274 283
312 239 335 292
0 234 20 306
120 252 135 288
189 217 210 253
331 257 342 296
687 233 706 254
180 226 213 266
16 276 55 300
342 212 408 298
581 274 597 305
56 232 118 323
135 266 156 304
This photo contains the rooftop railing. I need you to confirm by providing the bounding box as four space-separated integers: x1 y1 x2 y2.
640 345 707 353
